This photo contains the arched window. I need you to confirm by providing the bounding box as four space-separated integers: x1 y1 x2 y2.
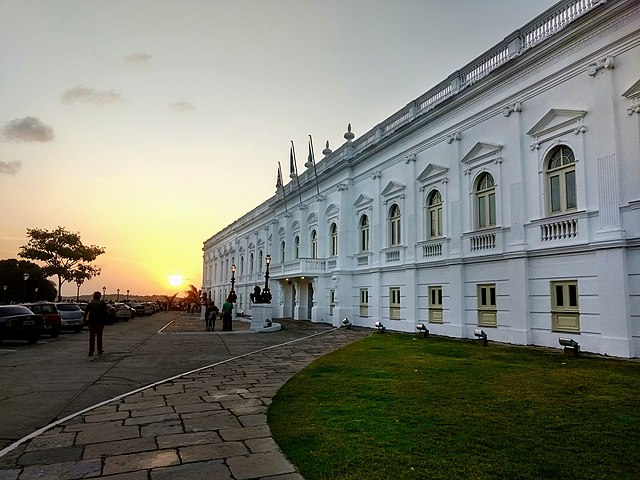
280 240 286 262
428 190 443 238
311 230 318 258
249 253 254 273
475 172 496 229
359 214 370 252
239 256 244 276
389 204 401 246
330 223 338 256
258 250 263 271
546 145 576 215
294 236 300 259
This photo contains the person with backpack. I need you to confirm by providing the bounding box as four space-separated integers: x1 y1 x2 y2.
83 291 108 356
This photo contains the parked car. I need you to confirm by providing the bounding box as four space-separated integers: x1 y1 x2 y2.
55 302 84 332
131 303 145 317
114 303 131 322
22 302 62 338
0 305 44 344
143 302 154 316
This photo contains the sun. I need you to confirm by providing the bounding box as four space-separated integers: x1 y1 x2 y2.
168 274 184 287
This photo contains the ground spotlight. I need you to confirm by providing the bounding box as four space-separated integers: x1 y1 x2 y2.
416 323 429 338
374 321 385 333
559 337 579 357
474 328 488 347
342 318 352 330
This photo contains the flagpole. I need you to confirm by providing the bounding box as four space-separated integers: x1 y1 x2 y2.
290 141 303 207
306 135 320 197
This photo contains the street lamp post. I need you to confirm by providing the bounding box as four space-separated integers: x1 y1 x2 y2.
23 272 29 303
229 264 237 303
76 279 83 302
262 255 272 303
3 285 7 305
102 286 106 299
126 289 130 301
117 289 120 302
34 287 38 301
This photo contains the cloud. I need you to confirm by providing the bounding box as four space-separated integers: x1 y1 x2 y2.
62 85 124 105
0 161 22 175
1 116 55 143
169 101 196 112
124 53 152 66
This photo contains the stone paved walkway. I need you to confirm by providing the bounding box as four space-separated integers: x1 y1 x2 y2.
0 325 369 480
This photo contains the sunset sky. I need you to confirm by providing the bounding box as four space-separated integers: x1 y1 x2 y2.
1 0 557 298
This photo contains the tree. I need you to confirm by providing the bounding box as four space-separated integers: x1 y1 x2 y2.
0 259 57 303
183 284 201 305
19 227 105 302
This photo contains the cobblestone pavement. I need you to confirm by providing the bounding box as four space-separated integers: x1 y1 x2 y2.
0 322 369 479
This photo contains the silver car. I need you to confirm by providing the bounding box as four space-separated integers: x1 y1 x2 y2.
55 303 84 333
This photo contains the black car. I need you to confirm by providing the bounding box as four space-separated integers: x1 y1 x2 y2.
0 305 44 344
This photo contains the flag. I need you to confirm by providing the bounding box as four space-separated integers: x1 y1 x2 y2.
289 143 297 179
276 162 283 190
308 135 320 196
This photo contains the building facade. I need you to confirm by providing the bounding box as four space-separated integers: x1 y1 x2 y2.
203 0 640 358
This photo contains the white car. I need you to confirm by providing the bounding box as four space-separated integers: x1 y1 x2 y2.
114 303 131 322
55 303 84 332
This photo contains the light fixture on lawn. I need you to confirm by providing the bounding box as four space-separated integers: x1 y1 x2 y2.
559 337 580 357
474 328 488 347
342 318 352 330
416 323 429 338
374 321 385 333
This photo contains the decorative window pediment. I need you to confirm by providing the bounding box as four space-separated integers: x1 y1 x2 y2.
247 242 255 250
381 181 405 198
326 203 339 221
417 163 448 186
278 227 286 238
622 79 640 115
354 194 373 209
527 109 587 149
256 238 264 247
238 246 245 253
291 221 300 232
307 212 318 226
461 142 503 174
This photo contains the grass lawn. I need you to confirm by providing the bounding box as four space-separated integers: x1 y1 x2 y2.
269 333 640 480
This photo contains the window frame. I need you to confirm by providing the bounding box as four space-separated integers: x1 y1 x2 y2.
428 285 443 323
389 287 401 320
330 223 338 256
389 204 402 246
551 280 580 332
359 214 370 252
475 172 496 230
329 289 335 316
427 190 443 239
311 230 318 259
359 288 369 317
477 283 497 327
545 145 577 216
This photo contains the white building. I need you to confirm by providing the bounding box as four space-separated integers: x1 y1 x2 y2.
203 0 640 358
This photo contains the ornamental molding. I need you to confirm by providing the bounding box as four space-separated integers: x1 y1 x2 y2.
372 170 382 180
417 163 449 187
587 55 614 77
354 193 373 209
446 132 461 144
461 142 503 175
404 153 417 164
325 203 340 218
381 180 406 198
336 183 348 191
622 79 640 115
502 101 522 117
527 109 587 150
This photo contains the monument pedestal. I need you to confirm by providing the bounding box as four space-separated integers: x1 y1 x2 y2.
250 304 281 332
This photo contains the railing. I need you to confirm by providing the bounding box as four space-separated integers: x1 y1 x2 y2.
282 258 326 274
461 45 509 88
357 255 369 266
327 259 337 270
540 218 578 241
522 0 601 51
385 250 401 263
423 241 443 258
470 233 497 251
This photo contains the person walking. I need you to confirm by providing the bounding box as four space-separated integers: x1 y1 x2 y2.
222 296 233 331
83 291 107 356
205 301 219 331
